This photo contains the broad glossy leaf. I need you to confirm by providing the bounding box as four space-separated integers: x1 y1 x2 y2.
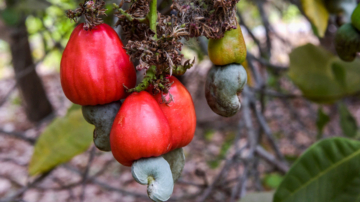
29 109 93 176
339 103 358 138
288 44 360 103
239 192 274 202
273 137 360 202
300 0 329 37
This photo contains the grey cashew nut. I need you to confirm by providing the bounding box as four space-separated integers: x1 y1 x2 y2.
205 64 247 117
82 101 121 151
163 148 185 182
132 157 174 202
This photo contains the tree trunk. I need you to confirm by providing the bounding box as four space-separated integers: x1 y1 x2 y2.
8 19 53 122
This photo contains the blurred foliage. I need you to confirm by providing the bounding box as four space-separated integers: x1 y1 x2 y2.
0 0 118 76
300 0 329 37
204 129 216 141
182 38 206 62
29 106 93 176
288 43 360 103
316 107 330 139
282 5 301 22
338 102 358 138
263 173 283 189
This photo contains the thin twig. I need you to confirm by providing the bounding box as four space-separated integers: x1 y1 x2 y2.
255 146 289 174
250 86 302 99
0 83 17 107
80 146 96 202
237 10 263 55
231 87 258 201
250 100 286 162
2 170 53 202
247 52 288 71
257 2 272 57
0 129 36 144
91 179 149 199
197 144 248 202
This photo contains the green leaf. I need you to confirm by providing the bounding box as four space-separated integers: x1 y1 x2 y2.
273 137 360 202
0 8 20 26
331 63 346 89
263 173 283 189
67 104 82 114
29 109 93 176
239 192 274 202
316 107 330 139
300 0 329 37
288 44 360 103
339 103 358 138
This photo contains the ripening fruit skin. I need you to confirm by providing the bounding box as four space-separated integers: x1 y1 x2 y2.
110 91 172 167
60 23 136 106
208 24 247 66
82 101 121 151
111 76 196 167
152 77 196 150
335 23 360 62
351 3 360 31
205 64 247 117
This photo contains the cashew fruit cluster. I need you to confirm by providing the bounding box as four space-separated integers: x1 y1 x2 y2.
110 76 195 201
206 24 248 117
335 3 360 61
61 23 195 201
110 76 196 166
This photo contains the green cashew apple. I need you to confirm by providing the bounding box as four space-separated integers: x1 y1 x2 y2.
208 24 247 66
163 148 185 182
351 3 360 31
82 101 121 151
335 23 360 62
205 64 247 117
132 157 174 202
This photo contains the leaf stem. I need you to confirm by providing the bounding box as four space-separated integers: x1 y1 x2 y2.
148 0 157 39
113 3 147 22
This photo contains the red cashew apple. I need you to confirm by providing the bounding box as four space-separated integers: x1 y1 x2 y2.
60 23 136 106
152 77 196 150
110 76 196 166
